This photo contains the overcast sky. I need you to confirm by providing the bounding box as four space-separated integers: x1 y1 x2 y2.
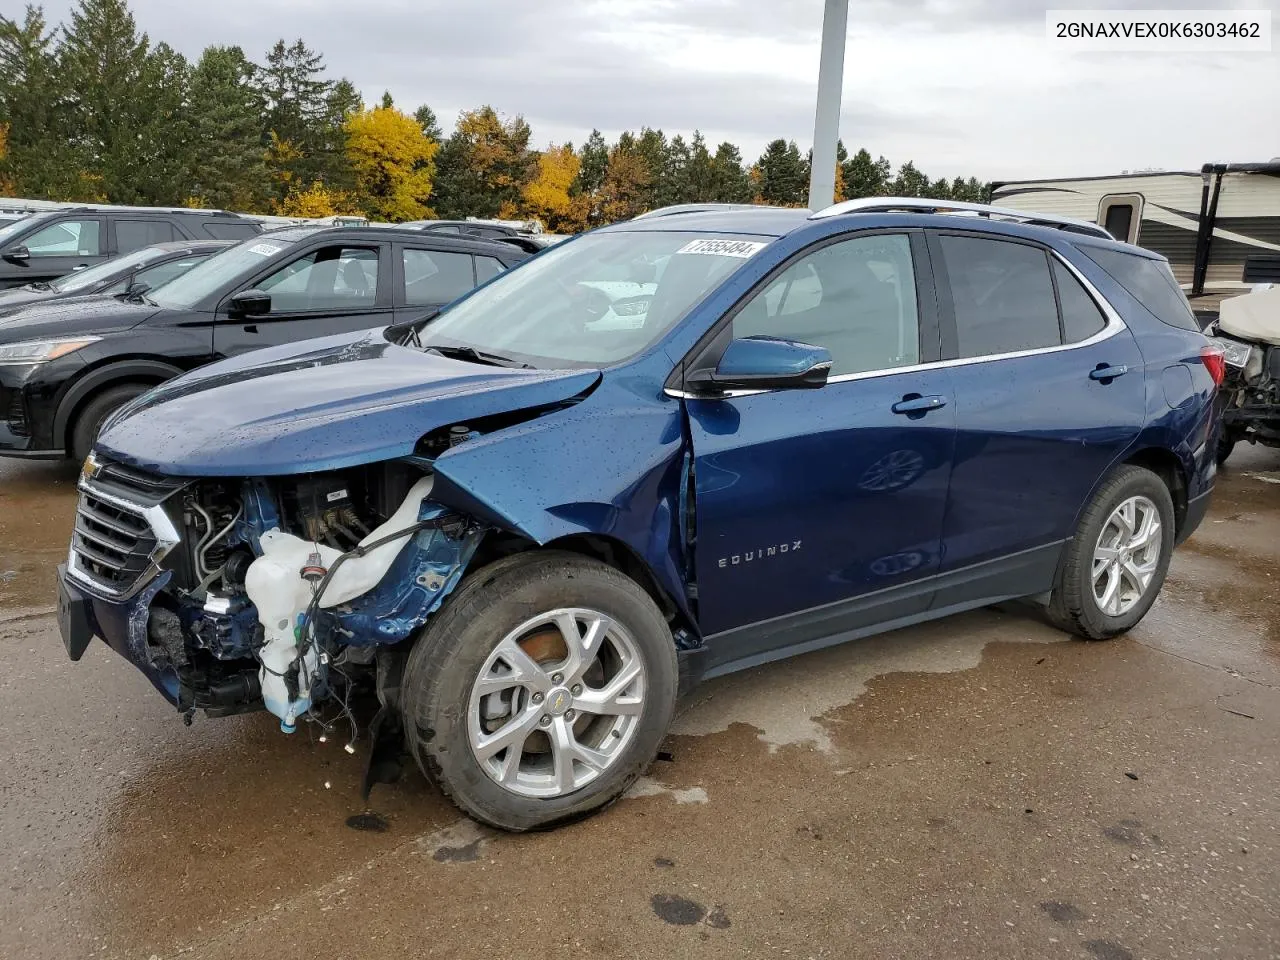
35 0 1280 181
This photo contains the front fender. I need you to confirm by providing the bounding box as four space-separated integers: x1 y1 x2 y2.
428 381 694 628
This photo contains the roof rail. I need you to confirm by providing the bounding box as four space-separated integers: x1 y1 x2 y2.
633 203 800 220
809 196 1113 240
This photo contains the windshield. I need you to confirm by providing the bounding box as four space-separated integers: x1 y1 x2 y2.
418 230 771 367
150 234 299 310
51 246 165 292
0 217 31 247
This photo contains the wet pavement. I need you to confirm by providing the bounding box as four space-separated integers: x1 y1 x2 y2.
2 448 1278 960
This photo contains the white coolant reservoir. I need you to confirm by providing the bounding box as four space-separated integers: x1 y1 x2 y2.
245 476 436 732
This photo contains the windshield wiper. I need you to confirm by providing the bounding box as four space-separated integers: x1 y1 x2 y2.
425 344 534 369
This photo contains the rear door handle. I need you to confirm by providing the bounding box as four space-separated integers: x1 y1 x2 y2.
891 394 948 415
1089 364 1130 381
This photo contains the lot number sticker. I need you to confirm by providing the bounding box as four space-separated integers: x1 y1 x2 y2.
248 242 284 256
677 238 767 258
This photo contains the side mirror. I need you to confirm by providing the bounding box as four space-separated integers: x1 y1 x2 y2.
3 245 30 264
228 288 271 317
690 336 832 392
125 279 150 298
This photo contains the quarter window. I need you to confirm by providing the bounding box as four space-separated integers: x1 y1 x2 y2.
733 234 920 377
940 235 1060 358
475 256 505 284
24 219 101 257
257 246 379 312
1052 260 1106 343
1079 245 1198 331
116 220 177 253
403 249 475 305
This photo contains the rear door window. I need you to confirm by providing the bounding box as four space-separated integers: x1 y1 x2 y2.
116 219 178 253
1078 245 1198 331
403 248 476 305
939 235 1060 358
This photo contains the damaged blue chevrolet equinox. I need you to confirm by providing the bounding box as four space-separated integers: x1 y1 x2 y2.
57 199 1222 830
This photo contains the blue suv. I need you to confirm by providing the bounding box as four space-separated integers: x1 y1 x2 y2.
56 199 1223 830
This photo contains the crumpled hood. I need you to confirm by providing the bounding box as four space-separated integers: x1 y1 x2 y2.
0 295 160 338
97 329 601 476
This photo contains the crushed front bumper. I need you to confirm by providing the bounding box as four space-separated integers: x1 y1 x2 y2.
57 562 183 706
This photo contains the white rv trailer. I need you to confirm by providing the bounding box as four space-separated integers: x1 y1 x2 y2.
992 162 1280 320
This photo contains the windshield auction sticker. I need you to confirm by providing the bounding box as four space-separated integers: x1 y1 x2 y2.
676 238 767 258
248 242 285 256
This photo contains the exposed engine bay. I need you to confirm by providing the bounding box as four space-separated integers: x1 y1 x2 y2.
124 456 484 737
1214 286 1280 454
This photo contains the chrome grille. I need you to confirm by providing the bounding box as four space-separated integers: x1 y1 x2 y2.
67 456 184 599
73 492 157 591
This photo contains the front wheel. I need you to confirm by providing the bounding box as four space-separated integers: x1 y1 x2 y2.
70 384 147 462
402 551 678 831
1046 465 1175 640
1216 432 1237 466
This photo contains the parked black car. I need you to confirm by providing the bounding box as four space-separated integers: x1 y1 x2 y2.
0 240 229 314
0 207 261 289
0 225 529 461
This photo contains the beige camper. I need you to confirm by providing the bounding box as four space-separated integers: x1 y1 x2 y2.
992 162 1280 322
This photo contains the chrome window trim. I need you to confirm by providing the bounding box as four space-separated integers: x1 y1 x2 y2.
664 249 1126 399
66 477 182 601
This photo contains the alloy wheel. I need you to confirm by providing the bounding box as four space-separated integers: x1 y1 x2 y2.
466 608 646 799
1091 495 1163 617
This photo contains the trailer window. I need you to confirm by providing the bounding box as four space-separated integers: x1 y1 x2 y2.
1098 194 1143 244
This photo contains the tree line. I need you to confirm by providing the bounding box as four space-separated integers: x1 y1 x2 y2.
0 0 992 232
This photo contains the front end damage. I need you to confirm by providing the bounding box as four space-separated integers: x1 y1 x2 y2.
62 452 486 736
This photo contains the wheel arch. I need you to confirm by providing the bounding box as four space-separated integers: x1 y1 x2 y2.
467 530 698 649
53 359 183 453
1121 446 1188 536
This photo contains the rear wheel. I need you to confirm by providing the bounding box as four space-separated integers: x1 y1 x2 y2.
69 383 147 462
402 551 678 831
1046 465 1175 640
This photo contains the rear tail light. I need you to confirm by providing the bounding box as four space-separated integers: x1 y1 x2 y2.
1199 344 1226 387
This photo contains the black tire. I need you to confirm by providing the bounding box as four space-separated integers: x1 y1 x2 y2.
402 550 679 831
1215 433 1236 466
1046 465 1176 640
70 384 147 462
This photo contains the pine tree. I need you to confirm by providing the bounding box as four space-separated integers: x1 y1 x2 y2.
842 148 892 198
575 129 608 197
682 131 715 202
57 0 179 202
891 160 929 197
413 104 442 142
754 139 808 206
258 39 353 198
0 5 77 198
708 142 752 203
186 46 271 210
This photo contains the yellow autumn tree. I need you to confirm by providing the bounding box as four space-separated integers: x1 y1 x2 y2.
520 143 585 233
344 105 438 222
276 180 357 218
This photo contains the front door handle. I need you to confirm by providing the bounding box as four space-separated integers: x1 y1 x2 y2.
1089 364 1130 381
891 394 948 415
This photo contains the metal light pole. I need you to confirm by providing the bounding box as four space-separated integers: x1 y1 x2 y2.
807 0 849 211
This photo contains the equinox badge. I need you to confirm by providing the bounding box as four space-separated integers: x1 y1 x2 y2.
718 541 802 568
